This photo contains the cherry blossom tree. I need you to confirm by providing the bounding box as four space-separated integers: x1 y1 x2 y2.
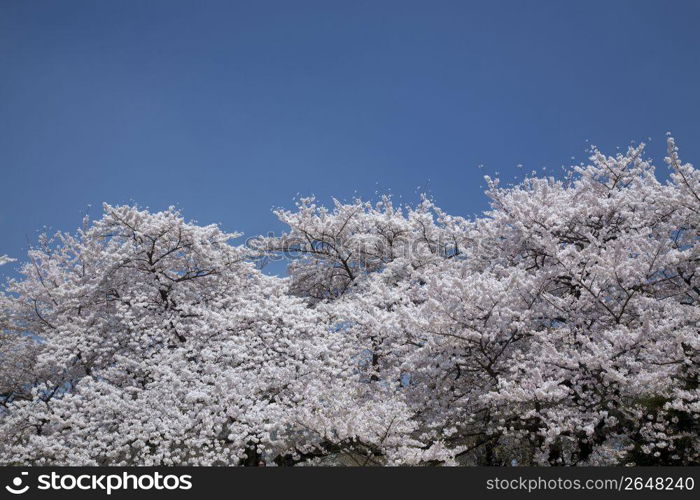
0 204 446 465
0 206 333 464
1 137 697 466
261 137 698 465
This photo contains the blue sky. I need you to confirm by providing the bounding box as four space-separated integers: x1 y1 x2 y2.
2 0 699 278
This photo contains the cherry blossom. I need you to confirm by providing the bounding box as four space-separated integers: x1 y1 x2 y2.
1 138 697 465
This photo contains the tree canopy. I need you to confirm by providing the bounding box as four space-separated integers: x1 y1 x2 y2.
1 138 698 465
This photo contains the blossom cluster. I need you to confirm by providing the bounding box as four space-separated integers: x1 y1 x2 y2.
0 138 697 465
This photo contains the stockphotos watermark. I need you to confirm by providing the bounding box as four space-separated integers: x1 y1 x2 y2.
4 471 192 495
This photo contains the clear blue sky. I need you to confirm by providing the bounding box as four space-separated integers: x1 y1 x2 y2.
2 0 699 278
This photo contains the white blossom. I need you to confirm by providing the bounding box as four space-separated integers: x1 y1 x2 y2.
1 138 697 465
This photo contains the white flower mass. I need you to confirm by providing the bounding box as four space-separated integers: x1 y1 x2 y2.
0 138 698 466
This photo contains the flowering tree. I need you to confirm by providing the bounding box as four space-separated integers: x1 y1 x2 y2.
261 138 699 465
0 206 334 464
469 139 699 465
0 138 697 465
0 204 445 465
